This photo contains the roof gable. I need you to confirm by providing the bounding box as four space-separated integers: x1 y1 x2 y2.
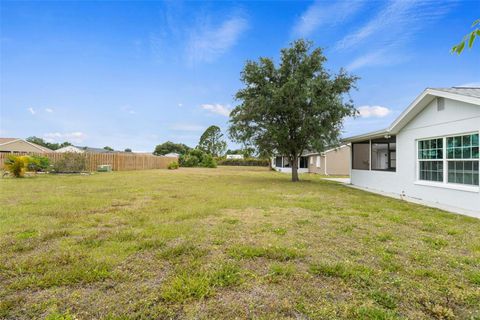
344 87 480 142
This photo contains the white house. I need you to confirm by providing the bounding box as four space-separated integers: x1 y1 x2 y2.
55 145 84 153
164 152 180 158
226 154 244 160
344 87 480 217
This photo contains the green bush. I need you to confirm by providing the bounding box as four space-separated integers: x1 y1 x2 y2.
27 155 50 172
4 155 29 178
201 154 217 168
52 153 87 173
217 158 269 167
167 162 179 170
179 149 217 168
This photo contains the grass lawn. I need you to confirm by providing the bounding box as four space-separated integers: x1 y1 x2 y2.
1 166 479 319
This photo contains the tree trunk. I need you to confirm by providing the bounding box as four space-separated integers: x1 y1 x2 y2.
291 155 299 182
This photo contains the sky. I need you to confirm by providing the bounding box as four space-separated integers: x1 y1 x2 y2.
1 0 479 152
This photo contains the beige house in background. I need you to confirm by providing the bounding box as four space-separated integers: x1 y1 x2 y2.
306 145 351 175
0 138 52 153
272 144 351 176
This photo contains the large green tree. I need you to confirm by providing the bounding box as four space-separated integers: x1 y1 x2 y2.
229 39 358 182
153 141 191 156
198 125 227 157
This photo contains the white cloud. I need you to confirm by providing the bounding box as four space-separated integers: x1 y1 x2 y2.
187 16 249 63
170 123 205 132
201 104 231 117
44 131 86 143
178 103 183 107
27 107 36 115
45 108 54 113
346 48 408 70
292 0 364 37
121 105 136 114
336 0 452 51
357 105 391 118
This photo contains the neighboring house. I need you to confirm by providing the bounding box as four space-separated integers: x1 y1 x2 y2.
55 145 84 153
344 87 479 216
306 145 351 175
55 146 115 153
164 152 180 158
226 154 244 160
272 145 350 175
0 138 52 153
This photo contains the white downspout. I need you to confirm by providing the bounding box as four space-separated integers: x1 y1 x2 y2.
369 139 372 171
324 154 327 175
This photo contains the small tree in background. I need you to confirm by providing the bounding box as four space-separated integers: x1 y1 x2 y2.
229 39 358 182
198 125 227 157
153 141 191 156
124 148 132 152
26 136 72 150
4 155 30 177
103 146 114 151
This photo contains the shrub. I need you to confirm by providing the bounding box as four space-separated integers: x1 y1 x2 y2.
4 155 29 177
168 162 179 170
179 149 217 168
201 154 217 168
52 153 87 173
27 155 50 172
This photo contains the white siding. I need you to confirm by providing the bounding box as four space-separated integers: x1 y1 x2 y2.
351 98 480 216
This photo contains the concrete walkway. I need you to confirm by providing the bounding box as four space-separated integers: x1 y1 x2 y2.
321 177 479 219
322 177 350 184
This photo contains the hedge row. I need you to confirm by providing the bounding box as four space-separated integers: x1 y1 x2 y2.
217 158 270 167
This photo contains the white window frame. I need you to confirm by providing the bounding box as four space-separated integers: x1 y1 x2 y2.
316 156 321 168
415 131 480 193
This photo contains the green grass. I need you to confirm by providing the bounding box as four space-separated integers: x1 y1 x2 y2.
1 166 479 319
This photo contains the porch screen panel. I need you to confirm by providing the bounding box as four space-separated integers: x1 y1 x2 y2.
275 156 282 167
352 142 369 170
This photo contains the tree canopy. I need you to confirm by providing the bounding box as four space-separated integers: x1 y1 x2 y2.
197 125 227 157
229 39 358 181
26 136 72 151
153 141 191 156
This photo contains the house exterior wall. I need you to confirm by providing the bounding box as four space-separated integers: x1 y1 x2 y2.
0 140 47 153
324 146 350 175
351 98 480 216
271 156 309 174
308 155 323 174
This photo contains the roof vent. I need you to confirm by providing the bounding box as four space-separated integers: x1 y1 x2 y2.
437 97 445 111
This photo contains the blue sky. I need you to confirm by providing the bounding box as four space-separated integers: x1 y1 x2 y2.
1 0 479 152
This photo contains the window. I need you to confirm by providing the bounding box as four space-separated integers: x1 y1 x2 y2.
371 137 396 171
352 142 370 170
275 156 282 167
417 133 479 187
446 133 479 186
309 156 313 165
418 138 443 182
316 156 320 168
299 157 308 169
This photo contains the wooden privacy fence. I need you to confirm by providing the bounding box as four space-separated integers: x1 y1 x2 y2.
0 152 177 171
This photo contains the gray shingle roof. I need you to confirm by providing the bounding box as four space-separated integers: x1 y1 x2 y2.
431 87 480 99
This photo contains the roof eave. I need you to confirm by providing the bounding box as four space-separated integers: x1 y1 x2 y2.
342 129 390 143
